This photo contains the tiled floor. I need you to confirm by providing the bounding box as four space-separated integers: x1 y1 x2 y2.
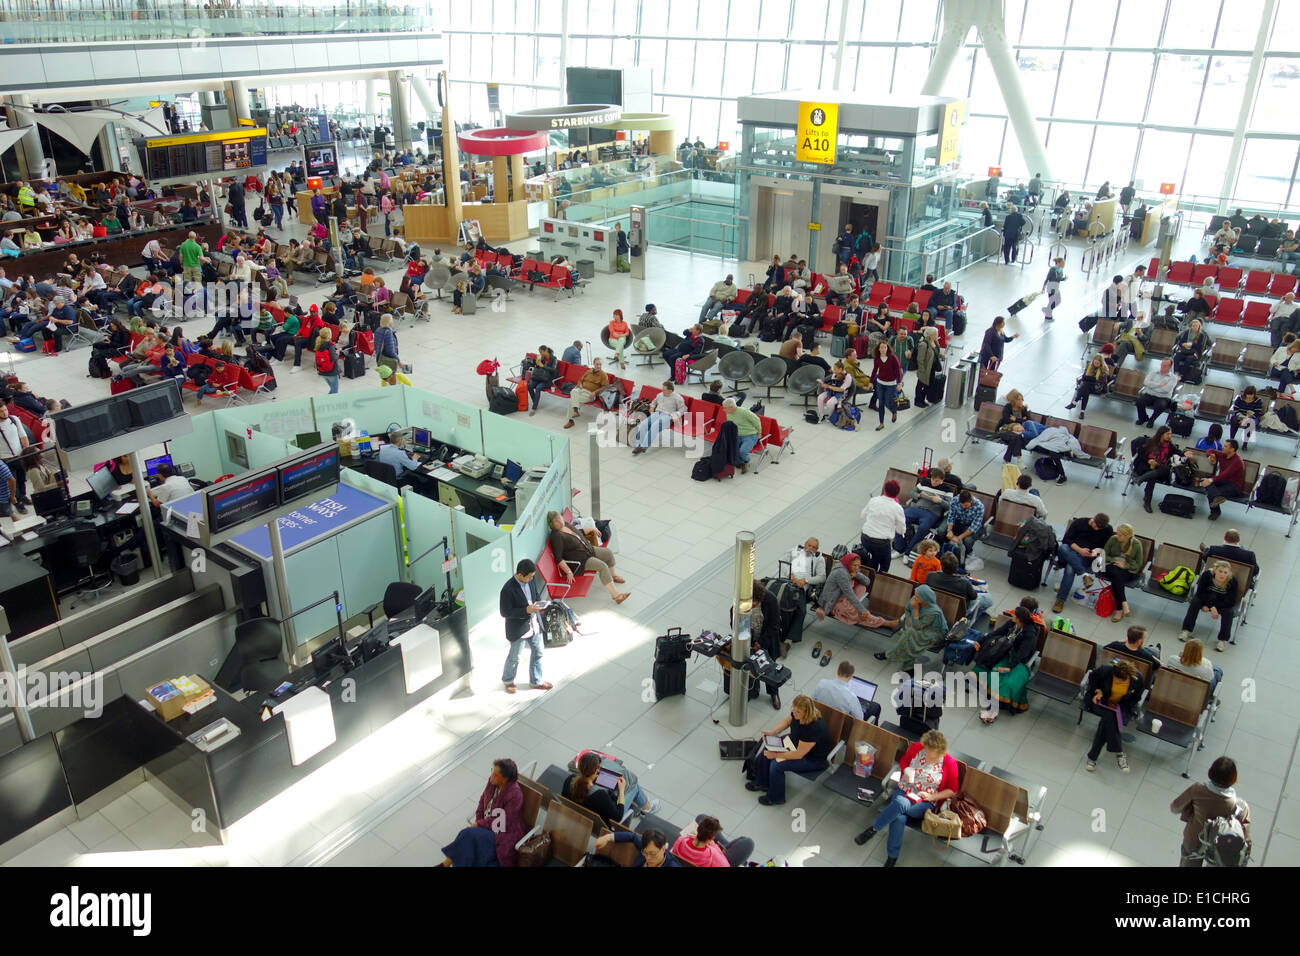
8 204 1298 867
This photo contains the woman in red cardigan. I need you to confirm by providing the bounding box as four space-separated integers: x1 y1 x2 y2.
440 758 526 866
869 338 903 431
854 729 958 865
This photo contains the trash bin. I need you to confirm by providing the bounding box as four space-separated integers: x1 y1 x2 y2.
576 259 595 279
111 552 141 587
946 360 975 409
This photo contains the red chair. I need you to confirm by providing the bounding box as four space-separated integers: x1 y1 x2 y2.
895 317 917 334
1191 264 1219 287
1218 266 1243 290
1243 270 1271 295
865 282 892 308
912 289 933 313
537 542 595 599
1268 273 1297 298
886 286 914 313
734 288 752 306
1202 294 1218 315
1214 297 1244 325
1147 257 1163 280
1241 301 1271 330
1167 262 1195 285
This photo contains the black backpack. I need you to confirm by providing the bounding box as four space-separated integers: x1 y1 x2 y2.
691 458 713 481
974 631 1015 670
1034 456 1064 482
488 386 518 414
1256 471 1286 507
88 353 111 379
1279 403 1300 432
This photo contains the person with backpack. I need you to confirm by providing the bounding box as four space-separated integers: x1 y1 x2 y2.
1131 425 1178 514
971 605 1040 722
1171 756 1251 867
314 328 339 394
1177 560 1239 652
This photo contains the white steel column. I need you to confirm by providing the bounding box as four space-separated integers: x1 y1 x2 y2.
410 73 439 122
365 78 379 122
969 0 1053 179
388 70 413 151
832 0 850 90
920 0 974 96
1217 0 1277 212
223 81 250 127
559 0 570 101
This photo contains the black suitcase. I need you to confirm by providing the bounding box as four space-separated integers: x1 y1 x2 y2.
1160 493 1197 517
341 348 365 379
973 382 998 410
652 660 686 700
759 314 784 342
654 627 692 663
1169 412 1195 437
1008 554 1045 590
950 310 967 336
927 373 946 404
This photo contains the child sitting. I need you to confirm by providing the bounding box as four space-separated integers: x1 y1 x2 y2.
910 539 942 584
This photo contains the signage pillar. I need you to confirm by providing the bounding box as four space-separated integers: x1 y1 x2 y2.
728 531 756 727
129 450 164 580
628 204 646 280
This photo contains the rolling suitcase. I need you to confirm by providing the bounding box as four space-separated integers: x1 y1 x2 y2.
1008 554 1044 590
654 627 691 663
341 348 366 379
973 383 998 410
652 660 687 700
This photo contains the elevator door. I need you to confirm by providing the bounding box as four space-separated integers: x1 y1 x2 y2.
757 186 810 264
841 200 880 250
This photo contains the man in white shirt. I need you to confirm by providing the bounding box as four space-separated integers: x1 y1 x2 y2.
1269 292 1297 349
1101 274 1124 319
1135 358 1179 427
788 538 827 591
0 404 30 512
813 659 865 721
147 464 193 506
142 236 165 274
1122 265 1146 321
998 472 1049 519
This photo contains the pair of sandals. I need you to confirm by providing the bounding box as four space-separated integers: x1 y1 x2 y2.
809 641 833 667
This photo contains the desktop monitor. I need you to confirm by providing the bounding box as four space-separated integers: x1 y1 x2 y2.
122 383 184 429
144 454 173 477
296 431 323 450
52 403 131 450
412 427 431 450
503 459 523 483
87 466 119 501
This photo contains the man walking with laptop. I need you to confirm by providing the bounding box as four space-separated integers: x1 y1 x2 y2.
499 558 553 694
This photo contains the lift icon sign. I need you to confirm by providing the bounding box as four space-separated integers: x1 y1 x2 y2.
796 101 838 165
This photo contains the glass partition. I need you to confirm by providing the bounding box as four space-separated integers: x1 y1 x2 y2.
163 413 223 481
403 389 485 456
454 513 512 629
507 441 571 574
402 490 457 594
214 398 318 444
482 413 556 471
312 390 407 443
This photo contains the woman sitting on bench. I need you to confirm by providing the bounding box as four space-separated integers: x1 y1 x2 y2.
1177 561 1239 653
748 695 832 807
1172 317 1210 381
873 585 948 667
972 605 1041 722
814 553 892 628
440 758 524 867
1083 659 1144 774
1064 353 1114 419
997 389 1035 463
1132 425 1178 513
855 729 958 866
1227 385 1264 449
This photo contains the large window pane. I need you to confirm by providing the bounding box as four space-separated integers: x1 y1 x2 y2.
612 0 638 34
692 100 722 146
536 37 561 88
1199 56 1252 126
668 0 698 34
1086 126 1139 188
1149 54 1207 126
1065 0 1119 45
761 0 793 35
1019 1 1069 44
792 0 831 40
1044 123 1094 186
897 0 939 41
663 40 696 94
722 42 757 96
1017 52 1061 117
1116 0 1170 39
1163 0 1221 48
1235 138 1298 205
1214 0 1265 48
1272 2 1300 48
1135 130 1193 192
1183 133 1233 196
697 0 730 35
968 48 1003 116
586 0 616 33
1250 57 1300 131
963 116 1008 172
640 0 668 35
1054 53 1108 119
852 0 901 41
1098 53 1155 121
789 42 829 88
694 42 726 96
890 48 931 96
637 38 667 81
754 42 787 91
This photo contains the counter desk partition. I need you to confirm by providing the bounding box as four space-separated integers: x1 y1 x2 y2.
122 607 470 834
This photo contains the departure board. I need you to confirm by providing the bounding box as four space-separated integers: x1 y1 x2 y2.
145 128 268 180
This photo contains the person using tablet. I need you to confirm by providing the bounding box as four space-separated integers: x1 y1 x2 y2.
747 695 832 806
562 751 659 826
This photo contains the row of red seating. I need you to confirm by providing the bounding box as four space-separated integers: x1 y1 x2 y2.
814 304 950 349
1150 258 1296 299
177 352 272 404
625 383 792 462
1201 296 1275 331
530 357 635 412
476 247 575 294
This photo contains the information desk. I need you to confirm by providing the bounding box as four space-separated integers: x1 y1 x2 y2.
341 455 518 524
123 604 470 831
166 483 402 647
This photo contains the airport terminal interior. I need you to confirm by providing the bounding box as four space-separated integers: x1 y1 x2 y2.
0 0 1297 870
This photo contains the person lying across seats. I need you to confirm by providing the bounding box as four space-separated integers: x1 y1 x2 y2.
547 510 629 604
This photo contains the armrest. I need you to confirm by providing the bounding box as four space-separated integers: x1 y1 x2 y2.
514 823 542 850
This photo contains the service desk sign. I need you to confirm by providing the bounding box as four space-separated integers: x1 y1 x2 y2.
796 102 838 165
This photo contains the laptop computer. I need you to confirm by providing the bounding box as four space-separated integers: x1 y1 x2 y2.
719 740 760 761
849 676 879 708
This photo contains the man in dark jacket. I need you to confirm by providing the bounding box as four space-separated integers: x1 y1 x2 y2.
662 325 704 371
1200 529 1258 585
499 559 553 694
1002 205 1026 264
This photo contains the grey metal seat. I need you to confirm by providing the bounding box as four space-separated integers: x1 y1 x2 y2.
786 364 824 406
424 263 453 297
751 355 789 400
687 349 718 384
631 326 666 366
718 349 756 394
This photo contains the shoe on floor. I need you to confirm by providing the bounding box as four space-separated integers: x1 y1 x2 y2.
1083 575 1094 588
504 683 517 694
757 796 785 806
1216 640 1227 652
1117 754 1130 773
811 641 823 659
1178 630 1191 642
1085 759 1097 772
854 827 877 845
530 681 554 691
883 857 897 867
820 651 833 667
744 782 764 792
1143 500 1153 513
1052 599 1065 613
290 366 300 373
1208 508 1221 520
642 798 662 815
740 463 749 474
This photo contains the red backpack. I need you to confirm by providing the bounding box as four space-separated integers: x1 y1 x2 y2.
315 347 335 374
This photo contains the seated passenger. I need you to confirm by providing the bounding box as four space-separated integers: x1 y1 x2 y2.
591 828 677 867
1083 659 1144 774
562 751 658 826
1227 385 1264 450
747 695 833 807
1103 623 1161 676
909 538 941 584
971 604 1041 722
670 815 755 867
815 553 891 628
854 729 958 866
873 585 949 668
1177 560 1239 653
1064 353 1113 419
439 758 525 867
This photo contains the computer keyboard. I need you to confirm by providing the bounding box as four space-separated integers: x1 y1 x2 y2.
475 483 507 499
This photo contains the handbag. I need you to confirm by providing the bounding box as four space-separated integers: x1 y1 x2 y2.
923 808 963 844
978 367 1003 388
1094 585 1116 618
950 793 988 838
516 832 552 867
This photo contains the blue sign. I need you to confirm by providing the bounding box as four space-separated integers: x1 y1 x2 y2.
230 483 391 558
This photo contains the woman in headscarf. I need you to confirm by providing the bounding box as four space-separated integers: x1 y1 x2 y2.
971 605 1041 722
814 553 894 629
874 585 948 667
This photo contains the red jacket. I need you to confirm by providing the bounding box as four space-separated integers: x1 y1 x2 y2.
899 742 959 804
208 365 240 389
1209 451 1245 492
297 314 324 343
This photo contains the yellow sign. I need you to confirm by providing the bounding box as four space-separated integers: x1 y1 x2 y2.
939 100 965 167
808 222 821 231
145 127 267 148
237 118 256 127
796 102 838 165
